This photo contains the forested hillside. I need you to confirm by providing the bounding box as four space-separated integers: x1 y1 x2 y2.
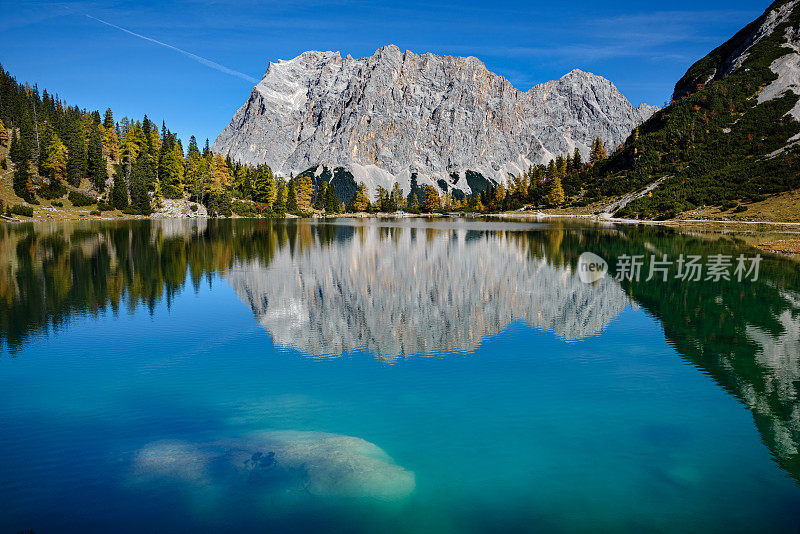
0 64 309 218
574 0 800 219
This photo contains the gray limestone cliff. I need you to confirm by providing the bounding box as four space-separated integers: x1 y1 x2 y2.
214 45 656 198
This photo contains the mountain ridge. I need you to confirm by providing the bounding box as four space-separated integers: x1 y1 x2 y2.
583 0 800 219
213 45 656 199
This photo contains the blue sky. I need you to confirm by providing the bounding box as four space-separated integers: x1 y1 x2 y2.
1 0 766 145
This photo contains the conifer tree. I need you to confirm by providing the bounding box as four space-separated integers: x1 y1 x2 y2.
211 154 229 191
493 183 506 208
546 160 557 182
293 174 314 211
102 109 118 161
37 121 55 177
314 180 327 210
111 164 129 209
130 154 153 214
408 193 419 211
0 120 8 148
40 128 67 185
390 182 405 210
548 174 565 206
188 136 199 157
375 185 390 211
273 180 287 214
251 165 276 205
159 139 184 199
573 147 582 169
9 130 21 163
590 137 607 164
348 182 369 212
87 124 107 192
66 119 87 187
12 136 36 203
555 155 567 177
102 108 114 130
324 181 340 213
286 179 298 212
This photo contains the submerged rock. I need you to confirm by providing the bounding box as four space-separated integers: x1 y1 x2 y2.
132 430 415 501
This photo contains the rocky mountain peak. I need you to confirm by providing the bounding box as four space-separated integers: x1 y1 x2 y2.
672 0 800 101
214 46 656 199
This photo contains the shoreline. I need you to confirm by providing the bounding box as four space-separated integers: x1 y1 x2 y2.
5 208 800 258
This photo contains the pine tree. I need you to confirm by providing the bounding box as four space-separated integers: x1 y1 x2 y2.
272 180 286 214
111 164 129 209
348 182 369 212
12 131 36 203
293 174 314 211
286 179 298 212
590 137 607 164
65 119 87 187
0 120 8 148
314 180 327 210
159 143 184 199
184 150 207 202
211 154 229 191
102 108 115 130
493 183 505 208
130 154 153 214
9 130 21 163
251 165 276 205
408 193 419 211
546 160 557 182
102 109 118 161
573 148 582 170
548 174 565 206
40 127 67 185
188 136 199 157
87 124 107 192
390 182 405 210
37 121 55 177
324 181 340 213
554 155 564 177
375 185 390 211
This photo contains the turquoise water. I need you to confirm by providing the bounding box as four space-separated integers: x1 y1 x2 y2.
0 219 799 533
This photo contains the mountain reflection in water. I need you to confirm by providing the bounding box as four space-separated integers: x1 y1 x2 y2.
225 223 628 358
0 218 798 483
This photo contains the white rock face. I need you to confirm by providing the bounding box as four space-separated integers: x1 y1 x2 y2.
224 223 629 360
672 0 800 102
759 25 800 122
152 199 208 219
726 0 798 76
213 45 656 198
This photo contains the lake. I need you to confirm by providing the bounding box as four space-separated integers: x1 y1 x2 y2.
0 218 798 533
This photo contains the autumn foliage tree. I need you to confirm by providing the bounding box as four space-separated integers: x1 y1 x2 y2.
348 182 369 212
293 174 314 212
421 184 441 212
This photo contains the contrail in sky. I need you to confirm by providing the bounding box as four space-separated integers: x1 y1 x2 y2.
85 14 258 83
